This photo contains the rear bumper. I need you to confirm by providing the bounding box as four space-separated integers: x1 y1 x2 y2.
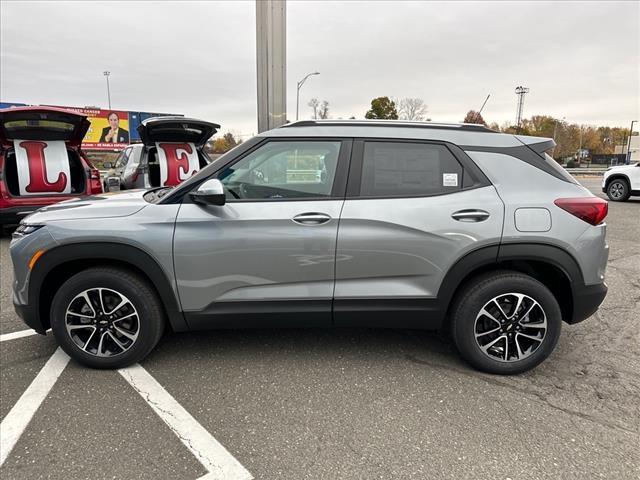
569 282 607 324
0 206 38 225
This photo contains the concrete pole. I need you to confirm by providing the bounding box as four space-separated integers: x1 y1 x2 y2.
256 0 286 133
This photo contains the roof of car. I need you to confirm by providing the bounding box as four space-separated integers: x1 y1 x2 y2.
260 119 549 149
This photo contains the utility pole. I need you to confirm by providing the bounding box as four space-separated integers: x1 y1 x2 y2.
103 71 111 109
256 0 286 133
626 120 637 164
515 86 529 132
296 72 320 121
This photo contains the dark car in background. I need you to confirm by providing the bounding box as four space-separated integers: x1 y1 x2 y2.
0 106 102 226
102 117 219 191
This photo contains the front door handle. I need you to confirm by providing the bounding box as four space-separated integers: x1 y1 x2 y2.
451 209 490 222
292 212 332 225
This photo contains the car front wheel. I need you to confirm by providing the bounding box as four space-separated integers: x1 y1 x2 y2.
606 179 630 201
50 267 165 368
451 271 562 375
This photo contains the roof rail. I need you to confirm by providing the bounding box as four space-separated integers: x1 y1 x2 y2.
281 119 496 133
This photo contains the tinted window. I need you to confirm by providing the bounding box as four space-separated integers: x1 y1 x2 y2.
219 141 341 200
360 142 463 197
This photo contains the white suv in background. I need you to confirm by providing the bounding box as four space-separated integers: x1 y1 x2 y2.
602 162 640 201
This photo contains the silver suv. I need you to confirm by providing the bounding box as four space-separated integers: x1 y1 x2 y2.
10 120 609 374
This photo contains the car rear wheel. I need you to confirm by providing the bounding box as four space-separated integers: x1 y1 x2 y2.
451 271 562 375
50 267 165 368
606 178 630 201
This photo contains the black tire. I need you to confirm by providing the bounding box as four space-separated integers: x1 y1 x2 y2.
606 178 630 202
50 267 165 369
451 271 562 375
103 181 109 193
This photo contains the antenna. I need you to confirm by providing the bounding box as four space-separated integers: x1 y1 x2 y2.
515 86 530 131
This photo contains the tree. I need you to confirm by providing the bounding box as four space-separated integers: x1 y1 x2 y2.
398 98 428 121
212 132 241 154
365 96 398 119
308 98 319 119
463 110 487 125
317 100 330 119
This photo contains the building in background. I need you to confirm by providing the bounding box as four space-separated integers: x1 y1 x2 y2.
615 136 640 163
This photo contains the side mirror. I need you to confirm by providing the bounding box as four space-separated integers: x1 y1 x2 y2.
190 178 226 206
103 162 112 169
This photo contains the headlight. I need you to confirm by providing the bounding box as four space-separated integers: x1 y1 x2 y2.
14 224 44 235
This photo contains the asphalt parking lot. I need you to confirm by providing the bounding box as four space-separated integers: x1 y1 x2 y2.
1 177 639 480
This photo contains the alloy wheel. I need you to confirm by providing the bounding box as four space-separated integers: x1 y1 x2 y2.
65 288 140 357
474 293 547 362
608 181 625 199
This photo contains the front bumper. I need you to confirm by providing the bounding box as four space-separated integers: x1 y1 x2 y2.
13 296 46 334
569 282 608 324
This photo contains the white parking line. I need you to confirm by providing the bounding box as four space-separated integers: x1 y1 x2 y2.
0 329 40 342
118 364 253 480
0 347 70 466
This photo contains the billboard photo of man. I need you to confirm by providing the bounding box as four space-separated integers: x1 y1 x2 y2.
99 111 130 143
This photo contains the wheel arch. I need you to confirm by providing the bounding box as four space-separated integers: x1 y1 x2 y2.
30 242 187 333
604 173 630 189
438 243 582 325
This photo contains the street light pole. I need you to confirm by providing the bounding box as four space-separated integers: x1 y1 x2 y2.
103 71 111 109
626 120 637 164
296 71 320 121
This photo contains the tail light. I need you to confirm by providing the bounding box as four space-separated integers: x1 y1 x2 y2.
88 168 103 193
554 197 608 226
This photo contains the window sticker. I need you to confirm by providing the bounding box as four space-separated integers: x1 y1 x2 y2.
443 173 458 187
14 140 71 195
155 142 200 187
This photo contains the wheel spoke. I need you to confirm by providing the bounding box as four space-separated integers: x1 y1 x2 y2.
517 332 544 343
67 324 94 331
112 324 137 341
79 291 96 317
107 331 128 351
81 327 97 352
112 312 137 324
105 297 131 316
491 299 509 321
96 331 108 356
511 294 525 319
480 334 506 353
475 326 501 338
514 335 525 359
479 308 502 326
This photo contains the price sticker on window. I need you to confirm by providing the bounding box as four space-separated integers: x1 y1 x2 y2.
443 173 458 187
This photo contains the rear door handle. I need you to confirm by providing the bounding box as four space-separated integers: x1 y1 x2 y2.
292 212 332 225
451 209 490 222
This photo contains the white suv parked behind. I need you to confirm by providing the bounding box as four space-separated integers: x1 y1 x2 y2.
602 162 640 201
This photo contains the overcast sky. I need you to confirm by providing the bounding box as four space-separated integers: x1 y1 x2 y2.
1 0 638 137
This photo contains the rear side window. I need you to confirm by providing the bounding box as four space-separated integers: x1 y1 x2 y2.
360 142 463 197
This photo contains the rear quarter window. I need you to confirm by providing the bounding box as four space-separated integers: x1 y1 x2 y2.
360 142 463 197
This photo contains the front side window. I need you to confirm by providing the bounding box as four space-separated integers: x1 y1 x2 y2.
360 142 463 197
218 141 341 200
115 147 132 169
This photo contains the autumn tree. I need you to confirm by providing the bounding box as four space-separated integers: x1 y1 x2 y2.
463 110 487 125
398 98 427 121
212 132 241 154
365 96 398 119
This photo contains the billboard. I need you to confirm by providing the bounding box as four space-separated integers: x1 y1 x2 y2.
0 102 180 151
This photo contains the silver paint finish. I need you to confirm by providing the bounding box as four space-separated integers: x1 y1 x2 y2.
514 208 552 232
173 200 344 311
467 151 608 285
334 186 504 299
